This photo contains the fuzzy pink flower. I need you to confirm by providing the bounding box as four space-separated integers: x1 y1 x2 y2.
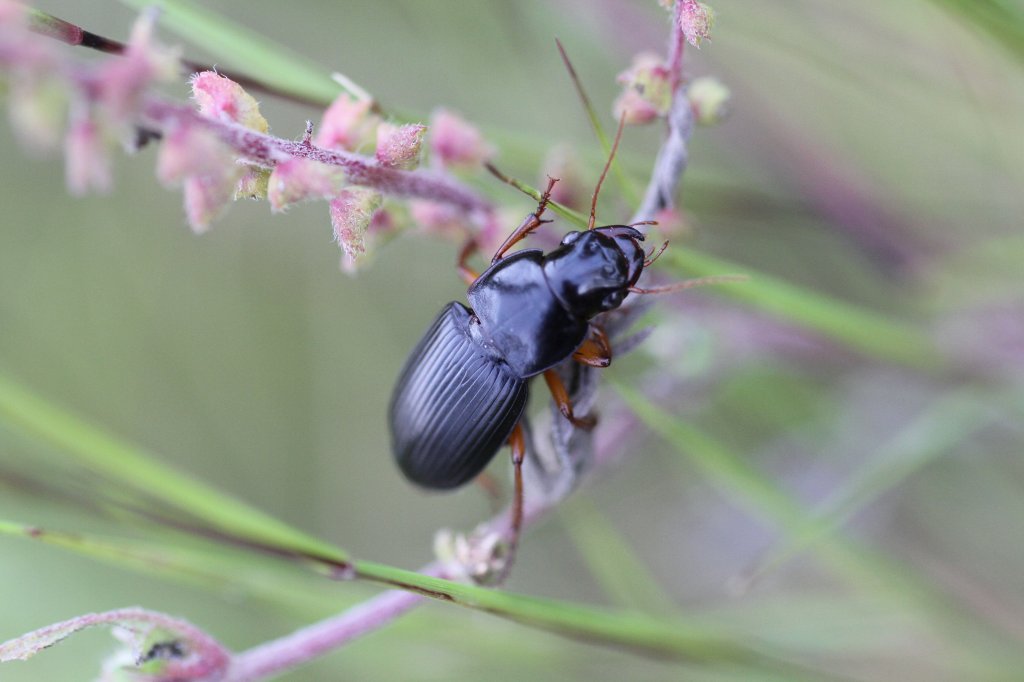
183 172 241 234
156 124 232 184
64 112 111 195
191 71 269 133
1 1 65 151
678 1 714 48
156 123 241 232
429 109 493 168
96 10 179 127
376 122 426 169
8 74 66 151
613 52 672 125
235 166 270 200
613 87 661 125
315 92 378 151
688 75 731 125
267 158 345 212
330 187 382 271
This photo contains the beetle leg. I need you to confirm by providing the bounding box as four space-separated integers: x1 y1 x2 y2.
543 369 597 430
572 325 612 368
495 423 526 584
457 236 481 285
490 177 558 264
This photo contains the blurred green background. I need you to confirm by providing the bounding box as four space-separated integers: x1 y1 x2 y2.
2 1 1023 680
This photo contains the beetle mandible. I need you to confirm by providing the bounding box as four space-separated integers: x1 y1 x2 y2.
388 121 664 579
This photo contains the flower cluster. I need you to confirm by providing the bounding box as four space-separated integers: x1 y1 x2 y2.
615 0 728 127
0 4 501 271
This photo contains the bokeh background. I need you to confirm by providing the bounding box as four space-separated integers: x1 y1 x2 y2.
2 1 1023 680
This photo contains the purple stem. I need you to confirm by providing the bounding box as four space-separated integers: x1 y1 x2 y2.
140 99 493 214
223 408 645 681
26 7 331 109
226 569 442 681
666 0 687 92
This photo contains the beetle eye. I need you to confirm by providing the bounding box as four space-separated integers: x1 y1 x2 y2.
602 264 617 278
561 231 581 246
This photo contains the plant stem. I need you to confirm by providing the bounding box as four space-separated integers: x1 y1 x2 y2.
141 99 493 213
226 569 440 681
26 7 328 108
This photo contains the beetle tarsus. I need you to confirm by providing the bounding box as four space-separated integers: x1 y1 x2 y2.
489 177 559 264
494 423 527 585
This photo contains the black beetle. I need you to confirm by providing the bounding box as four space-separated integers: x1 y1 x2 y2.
387 120 687 580
389 211 648 489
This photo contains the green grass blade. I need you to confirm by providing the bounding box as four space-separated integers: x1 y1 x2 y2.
351 560 821 675
1 519 812 673
119 0 341 106
0 375 832 669
929 0 1024 65
0 520 361 617
663 249 943 369
613 380 1024 675
501 176 939 370
611 379 806 527
554 40 643 208
747 387 1005 582
0 372 347 564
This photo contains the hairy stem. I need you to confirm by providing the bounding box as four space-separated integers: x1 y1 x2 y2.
141 99 493 214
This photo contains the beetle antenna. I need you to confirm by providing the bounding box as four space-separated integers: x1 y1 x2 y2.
589 114 626 230
629 273 749 295
630 220 658 228
644 240 670 267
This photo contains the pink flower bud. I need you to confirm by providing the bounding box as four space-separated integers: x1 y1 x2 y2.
429 109 493 168
8 74 66 152
155 122 242 232
267 158 345 212
315 93 377 151
678 1 714 48
65 112 111 196
156 123 232 185
235 167 270 200
375 122 426 169
191 71 269 133
96 10 180 126
368 206 396 237
183 171 239 234
688 76 731 125
613 52 672 125
330 187 382 271
613 87 661 126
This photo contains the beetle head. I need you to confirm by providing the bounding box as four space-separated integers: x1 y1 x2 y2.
542 228 645 319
